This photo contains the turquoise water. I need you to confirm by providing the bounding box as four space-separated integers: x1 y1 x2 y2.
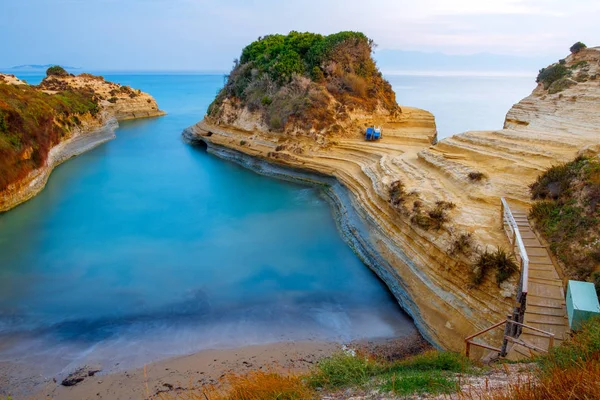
0 73 414 376
0 72 536 377
386 75 535 139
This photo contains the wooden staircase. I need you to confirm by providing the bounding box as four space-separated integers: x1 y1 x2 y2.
505 204 569 360
465 199 569 361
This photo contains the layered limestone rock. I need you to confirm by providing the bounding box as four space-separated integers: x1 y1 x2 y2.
184 47 600 351
0 73 165 212
39 74 165 120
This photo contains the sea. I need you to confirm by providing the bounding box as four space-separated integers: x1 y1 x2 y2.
0 71 535 379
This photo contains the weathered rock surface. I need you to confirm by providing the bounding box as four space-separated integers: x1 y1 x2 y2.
184 47 600 352
0 73 165 212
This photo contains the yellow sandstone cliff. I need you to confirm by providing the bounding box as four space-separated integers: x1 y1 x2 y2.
184 47 600 351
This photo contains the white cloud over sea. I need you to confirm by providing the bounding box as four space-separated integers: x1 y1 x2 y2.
3 0 599 70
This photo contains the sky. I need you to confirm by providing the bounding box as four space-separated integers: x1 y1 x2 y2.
2 0 598 71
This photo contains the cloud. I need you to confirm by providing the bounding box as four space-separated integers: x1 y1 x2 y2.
2 0 599 70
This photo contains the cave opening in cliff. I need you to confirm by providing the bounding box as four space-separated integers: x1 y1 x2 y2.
194 139 208 151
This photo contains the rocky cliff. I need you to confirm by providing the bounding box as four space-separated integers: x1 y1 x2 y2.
184 42 600 351
0 70 165 212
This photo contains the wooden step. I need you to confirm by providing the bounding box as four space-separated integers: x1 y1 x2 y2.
526 308 566 318
529 278 563 287
521 331 566 342
528 257 554 265
525 318 568 327
527 301 565 309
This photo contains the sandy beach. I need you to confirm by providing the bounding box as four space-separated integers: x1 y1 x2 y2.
1 341 336 400
0 333 431 400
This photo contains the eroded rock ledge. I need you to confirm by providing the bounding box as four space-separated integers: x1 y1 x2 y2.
184 47 600 351
0 72 166 212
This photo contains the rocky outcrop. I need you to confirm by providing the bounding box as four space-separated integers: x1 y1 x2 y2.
183 47 600 351
0 73 165 212
39 74 165 121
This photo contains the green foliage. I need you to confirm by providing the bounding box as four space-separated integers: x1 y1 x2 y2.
536 64 570 90
308 350 469 397
537 316 600 373
472 247 517 286
0 83 99 190
46 65 69 77
307 352 382 389
548 77 576 94
529 156 600 281
379 370 455 396
530 157 588 200
209 31 398 132
570 41 587 54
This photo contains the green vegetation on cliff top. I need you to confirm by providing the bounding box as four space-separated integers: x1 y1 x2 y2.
208 31 398 133
0 75 99 191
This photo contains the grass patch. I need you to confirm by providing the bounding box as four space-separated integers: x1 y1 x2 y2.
156 350 472 399
489 317 600 399
307 351 382 389
529 156 600 286
309 349 471 397
379 370 456 396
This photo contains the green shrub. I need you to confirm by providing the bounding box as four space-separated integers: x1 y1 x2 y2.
538 316 600 373
208 30 399 131
0 84 99 190
46 65 69 77
307 350 469 395
307 352 382 389
537 64 570 90
261 95 272 106
472 247 517 286
548 77 576 94
107 97 118 103
529 156 600 281
570 41 587 54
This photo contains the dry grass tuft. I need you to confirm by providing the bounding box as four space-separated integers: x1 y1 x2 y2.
155 370 314 400
481 361 600 400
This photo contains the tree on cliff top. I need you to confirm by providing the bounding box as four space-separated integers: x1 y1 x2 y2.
46 65 69 77
208 31 398 133
570 42 587 54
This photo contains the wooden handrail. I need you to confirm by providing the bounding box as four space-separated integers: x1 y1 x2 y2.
465 320 507 341
465 316 556 359
501 198 529 294
507 320 556 337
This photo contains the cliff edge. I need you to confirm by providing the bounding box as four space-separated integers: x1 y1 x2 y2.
184 40 600 351
0 67 165 212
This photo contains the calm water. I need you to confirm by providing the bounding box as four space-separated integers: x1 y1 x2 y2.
387 74 536 139
0 73 415 376
0 72 535 376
